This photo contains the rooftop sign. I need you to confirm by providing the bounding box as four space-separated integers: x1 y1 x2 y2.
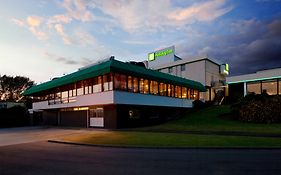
220 63 229 75
148 46 175 62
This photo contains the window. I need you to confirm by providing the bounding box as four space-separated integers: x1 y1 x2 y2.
114 73 127 91
127 76 133 92
55 91 61 104
159 83 167 96
193 90 199 100
247 81 261 94
262 80 277 95
103 73 113 91
144 79 149 94
84 80 89 95
150 81 158 95
76 81 84 96
187 88 191 99
175 86 181 98
168 67 173 73
279 79 281 95
133 77 138 93
167 84 174 97
93 76 102 93
139 78 144 93
181 64 186 71
182 87 187 98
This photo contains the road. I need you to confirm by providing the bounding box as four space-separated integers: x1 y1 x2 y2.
0 141 281 175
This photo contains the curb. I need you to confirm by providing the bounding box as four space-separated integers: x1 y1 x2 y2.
48 140 281 150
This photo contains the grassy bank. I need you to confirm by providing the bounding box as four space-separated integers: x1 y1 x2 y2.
58 131 281 148
139 105 281 134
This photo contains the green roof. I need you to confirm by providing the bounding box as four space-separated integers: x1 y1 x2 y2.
23 59 206 96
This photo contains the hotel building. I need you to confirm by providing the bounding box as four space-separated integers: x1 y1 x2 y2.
23 58 205 128
147 46 229 102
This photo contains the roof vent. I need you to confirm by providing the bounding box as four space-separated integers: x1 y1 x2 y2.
78 56 115 71
128 61 146 68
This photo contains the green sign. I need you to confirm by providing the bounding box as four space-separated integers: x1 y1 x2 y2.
148 48 174 61
148 53 155 61
223 63 229 75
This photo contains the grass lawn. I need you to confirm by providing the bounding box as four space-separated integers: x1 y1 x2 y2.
138 105 281 135
55 105 281 148
58 131 281 148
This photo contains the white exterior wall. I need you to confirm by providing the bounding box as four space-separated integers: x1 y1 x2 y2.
205 60 225 86
114 91 193 108
33 91 114 110
32 91 193 110
227 68 281 84
183 60 206 85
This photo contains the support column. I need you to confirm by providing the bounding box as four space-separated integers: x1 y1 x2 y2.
243 82 247 96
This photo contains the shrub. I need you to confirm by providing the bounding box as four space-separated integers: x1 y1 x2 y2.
192 100 206 109
0 105 29 127
234 95 281 123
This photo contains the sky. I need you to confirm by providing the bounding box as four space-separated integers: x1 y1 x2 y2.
0 0 281 84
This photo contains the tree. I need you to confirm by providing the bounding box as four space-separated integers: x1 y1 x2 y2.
0 75 34 102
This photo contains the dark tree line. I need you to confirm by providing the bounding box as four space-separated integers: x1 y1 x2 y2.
0 75 34 102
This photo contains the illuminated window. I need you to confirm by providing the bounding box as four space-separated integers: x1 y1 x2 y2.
93 76 102 93
187 88 191 99
150 80 158 95
62 91 68 99
103 73 113 91
76 81 84 96
139 78 144 93
193 90 199 100
114 73 127 91
168 84 174 97
133 77 138 93
144 79 149 94
159 82 167 96
247 82 261 94
262 80 277 95
279 79 281 95
190 89 194 100
175 86 181 98
128 76 133 92
182 87 187 98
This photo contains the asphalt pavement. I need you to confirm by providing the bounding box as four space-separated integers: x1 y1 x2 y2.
0 141 281 175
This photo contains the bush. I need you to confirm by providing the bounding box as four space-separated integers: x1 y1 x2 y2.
233 94 281 123
192 100 206 109
0 105 30 127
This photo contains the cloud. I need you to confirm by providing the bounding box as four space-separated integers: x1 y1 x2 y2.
73 29 96 46
11 18 25 27
44 52 96 66
26 16 43 27
54 24 72 45
168 0 233 23
90 0 233 33
181 17 281 75
61 0 94 22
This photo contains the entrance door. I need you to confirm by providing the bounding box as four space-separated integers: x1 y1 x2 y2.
89 108 104 127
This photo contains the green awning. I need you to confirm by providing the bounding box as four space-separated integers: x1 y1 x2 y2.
23 59 206 96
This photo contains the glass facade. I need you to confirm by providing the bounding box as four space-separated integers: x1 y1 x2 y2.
247 82 261 94
262 80 277 95
37 72 201 105
246 79 280 95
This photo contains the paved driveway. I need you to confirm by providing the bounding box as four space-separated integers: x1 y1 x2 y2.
1 141 281 175
0 127 91 146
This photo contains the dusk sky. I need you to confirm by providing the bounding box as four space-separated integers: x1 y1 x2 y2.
1 0 281 84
